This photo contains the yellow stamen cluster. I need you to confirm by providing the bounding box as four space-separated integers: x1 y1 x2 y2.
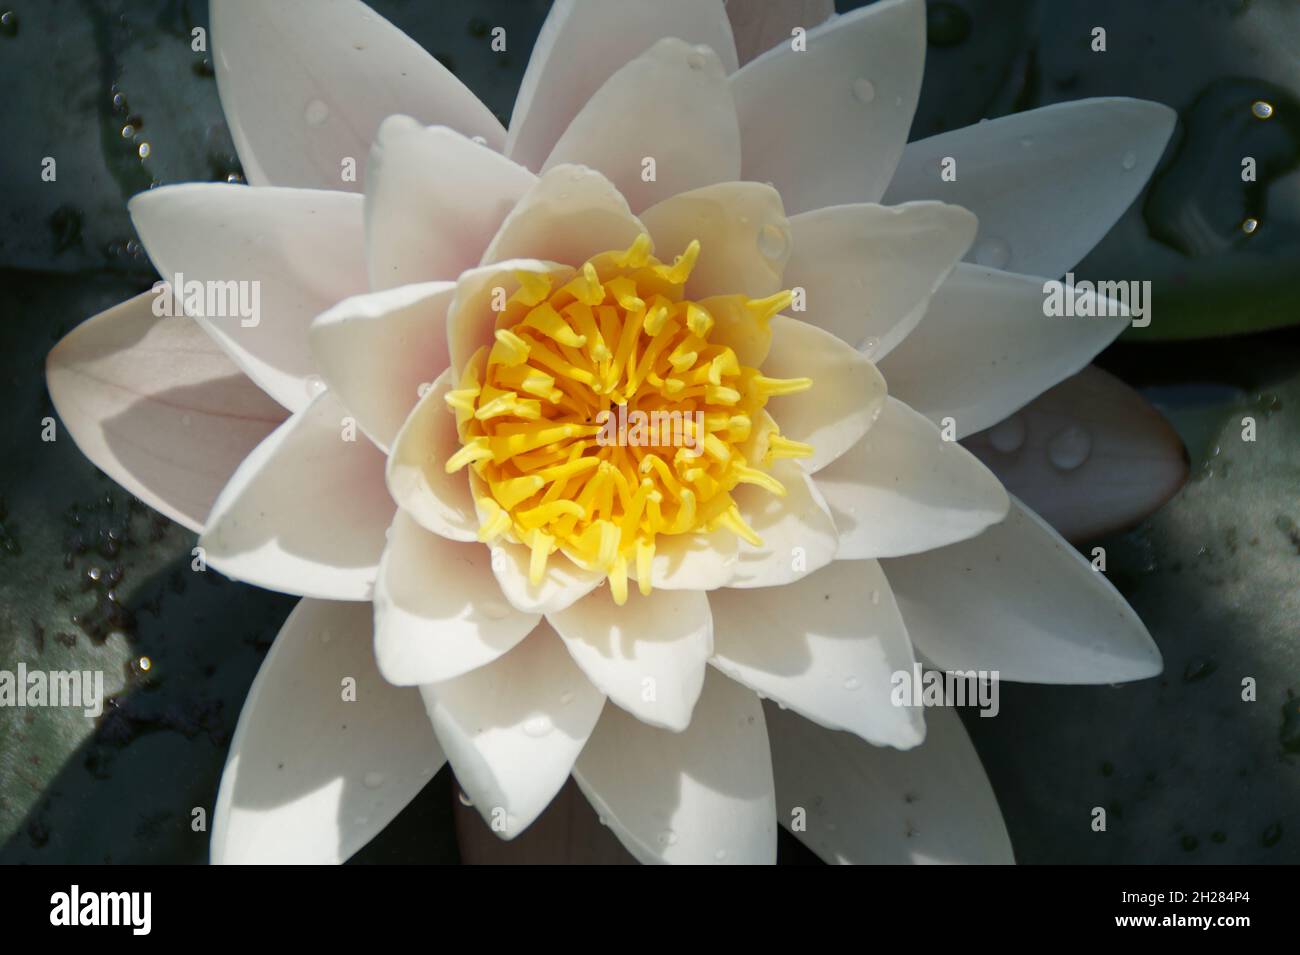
443 234 813 604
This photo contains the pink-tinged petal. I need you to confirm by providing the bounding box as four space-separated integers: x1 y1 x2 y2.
711 560 925 749
200 390 393 600
883 98 1176 278
373 511 539 686
365 118 536 291
726 0 834 65
446 259 572 377
420 621 605 839
816 397 1009 559
882 497 1163 684
765 702 1014 864
129 184 368 412
46 293 286 534
574 669 777 864
310 281 455 454
543 39 741 213
549 586 712 731
729 0 925 214
212 598 443 864
506 0 737 171
639 182 790 299
785 202 976 356
878 264 1130 439
386 369 479 542
963 366 1189 542
211 0 503 191
762 316 888 473
480 164 645 268
728 459 838 589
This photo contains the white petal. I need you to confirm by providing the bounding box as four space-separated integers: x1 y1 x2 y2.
646 528 739 591
200 390 393 600
374 511 539 686
882 497 1163 683
639 181 789 299
574 668 776 864
212 598 443 864
729 0 925 215
548 586 712 731
506 0 737 171
365 118 536 290
878 264 1130 439
762 316 888 472
420 622 605 838
46 293 286 534
726 0 834 65
310 281 454 453
480 164 645 268
815 397 1009 559
728 459 838 589
711 559 925 748
386 369 478 542
543 38 741 213
487 536 605 616
765 701 1014 864
784 201 977 356
211 0 502 191
883 98 1176 278
129 184 368 412
446 259 572 376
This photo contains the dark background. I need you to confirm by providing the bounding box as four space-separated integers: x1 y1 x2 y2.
1 0 1297 863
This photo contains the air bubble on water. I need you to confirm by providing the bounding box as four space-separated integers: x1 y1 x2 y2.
1251 100 1274 120
1046 424 1092 471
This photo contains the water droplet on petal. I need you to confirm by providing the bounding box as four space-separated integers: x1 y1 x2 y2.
305 374 327 399
859 336 880 358
1121 151 1137 170
870 589 881 606
757 223 789 260
1047 424 1091 471
988 414 1027 453
686 51 706 70
559 690 575 705
852 78 876 103
137 142 152 160
523 714 553 737
458 790 474 807
657 829 679 846
363 771 385 789
714 848 728 861
843 677 861 691
305 99 330 126
971 235 1011 269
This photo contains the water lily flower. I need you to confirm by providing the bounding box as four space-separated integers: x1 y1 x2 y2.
46 0 1176 864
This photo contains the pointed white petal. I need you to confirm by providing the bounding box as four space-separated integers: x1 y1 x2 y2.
543 38 740 212
883 98 1176 278
711 559 925 748
365 118 535 290
549 586 712 731
574 668 776 864
310 281 455 453
420 622 605 838
645 528 739 591
211 0 502 191
506 0 737 171
728 459 838 589
882 497 1162 683
486 537 605 616
386 369 478 542
480 164 645 267
212 598 443 864
729 0 925 214
129 184 368 412
46 294 286 534
785 201 976 356
200 390 393 600
878 264 1130 439
765 701 1013 864
762 316 888 473
816 397 1009 559
374 511 539 686
639 182 789 299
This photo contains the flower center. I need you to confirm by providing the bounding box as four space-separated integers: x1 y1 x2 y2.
443 235 813 604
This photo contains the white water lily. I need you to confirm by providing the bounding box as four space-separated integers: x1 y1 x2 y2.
45 0 1175 865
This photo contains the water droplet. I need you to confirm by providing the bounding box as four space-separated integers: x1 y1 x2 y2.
859 336 880 358
971 235 1011 269
686 50 706 71
870 589 881 606
1251 100 1274 120
657 829 679 846
987 414 1027 453
1018 136 1034 149
180 414 192 428
1047 424 1091 471
756 223 789 260
1241 217 1259 234
523 714 553 737
457 790 474 807
0 10 18 37
137 142 152 160
305 375 327 398
714 848 728 861
597 815 607 826
852 78 876 104
305 99 330 126
363 771 385 789
843 677 861 691
1121 151 1137 170
559 690 575 706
